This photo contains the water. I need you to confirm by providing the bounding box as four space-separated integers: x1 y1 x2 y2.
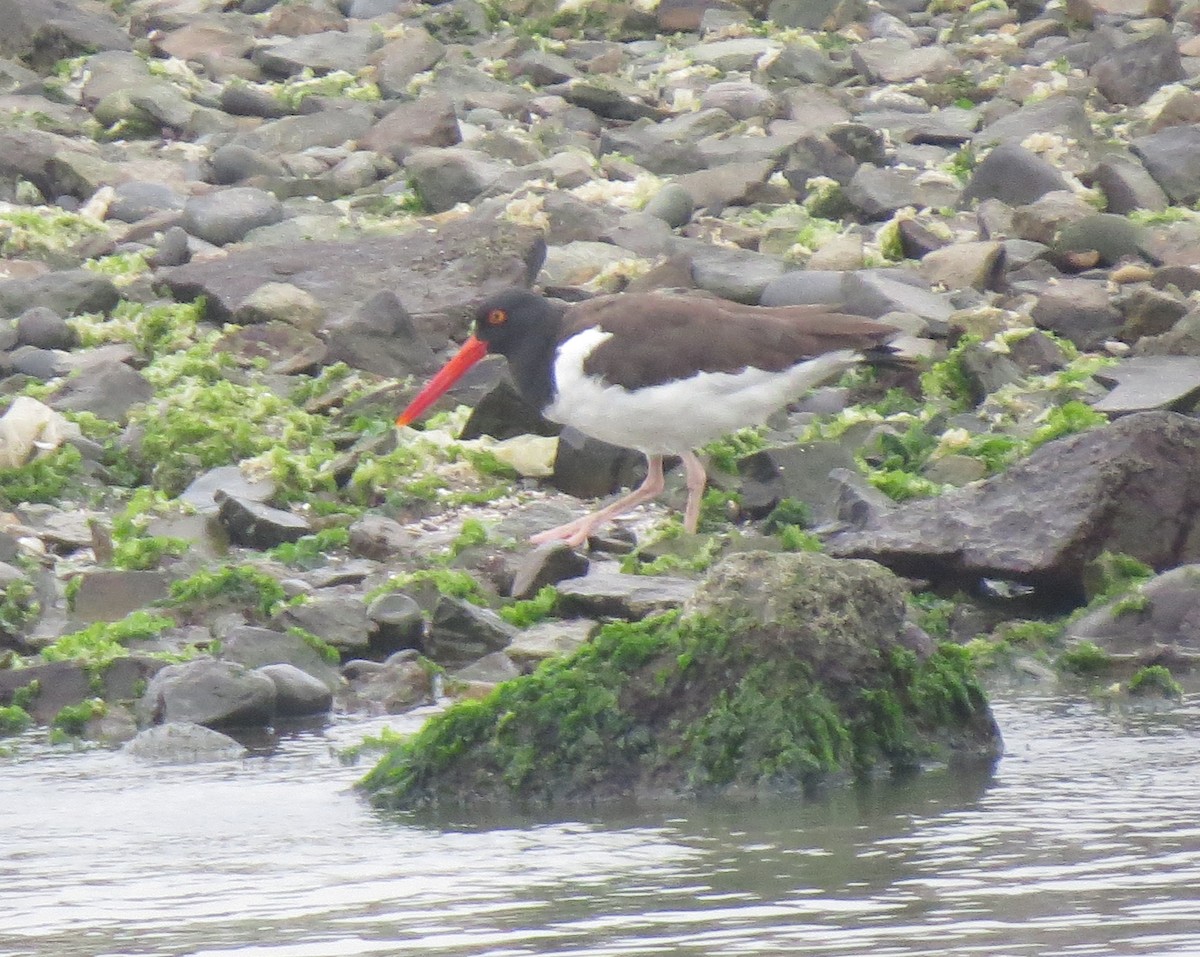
4 693 1200 957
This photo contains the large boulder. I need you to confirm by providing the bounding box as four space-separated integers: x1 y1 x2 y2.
161 214 545 346
138 659 277 729
829 412 1200 599
361 552 1000 809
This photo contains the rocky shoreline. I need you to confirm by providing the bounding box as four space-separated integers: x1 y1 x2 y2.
1 0 1200 780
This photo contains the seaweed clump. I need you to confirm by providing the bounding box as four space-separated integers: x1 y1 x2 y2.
361 552 1001 810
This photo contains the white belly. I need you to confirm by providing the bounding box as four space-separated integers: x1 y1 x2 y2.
543 328 858 455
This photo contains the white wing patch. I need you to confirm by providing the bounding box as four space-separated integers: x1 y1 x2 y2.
544 327 858 455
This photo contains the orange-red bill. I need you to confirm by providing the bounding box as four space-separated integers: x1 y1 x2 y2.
396 334 489 426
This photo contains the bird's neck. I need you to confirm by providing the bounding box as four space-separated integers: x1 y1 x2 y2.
504 311 562 412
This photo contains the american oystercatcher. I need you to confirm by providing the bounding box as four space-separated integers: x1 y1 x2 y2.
398 287 898 547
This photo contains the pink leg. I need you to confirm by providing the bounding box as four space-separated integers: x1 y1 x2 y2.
531 455 666 548
680 451 708 534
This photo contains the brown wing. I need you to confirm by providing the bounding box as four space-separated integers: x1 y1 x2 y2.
566 293 898 390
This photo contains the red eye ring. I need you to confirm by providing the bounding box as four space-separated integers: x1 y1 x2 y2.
487 309 507 326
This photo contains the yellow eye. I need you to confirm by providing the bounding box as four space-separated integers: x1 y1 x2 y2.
486 308 507 326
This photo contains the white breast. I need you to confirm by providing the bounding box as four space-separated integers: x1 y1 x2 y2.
543 327 859 455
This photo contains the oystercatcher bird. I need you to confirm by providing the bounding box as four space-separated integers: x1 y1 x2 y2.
398 288 898 547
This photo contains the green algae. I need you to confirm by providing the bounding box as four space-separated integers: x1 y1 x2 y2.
361 607 994 809
1128 665 1182 699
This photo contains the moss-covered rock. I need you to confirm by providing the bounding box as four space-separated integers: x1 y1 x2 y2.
361 552 1001 809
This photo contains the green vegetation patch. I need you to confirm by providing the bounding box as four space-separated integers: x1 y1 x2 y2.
0 704 32 736
167 565 287 620
40 611 174 666
361 609 992 809
1127 665 1182 699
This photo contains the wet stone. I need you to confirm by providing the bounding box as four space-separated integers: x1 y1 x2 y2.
217 494 311 549
424 595 517 667
1091 356 1200 415
556 567 699 620
257 663 333 718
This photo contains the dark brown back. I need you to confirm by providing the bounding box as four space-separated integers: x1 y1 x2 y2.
567 292 897 390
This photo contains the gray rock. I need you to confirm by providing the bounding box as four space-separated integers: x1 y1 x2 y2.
918 241 1005 292
140 659 277 729
451 651 521 684
404 146 513 213
674 159 777 212
217 494 311 549
70 570 170 623
549 79 664 122
1091 356 1200 414
342 652 432 714
424 595 516 666
829 411 1200 596
700 80 778 120
163 214 545 337
643 183 696 228
759 269 848 306
360 93 461 162
1131 125 1200 206
219 83 291 120
1064 564 1200 665
509 543 591 600
974 95 1093 149
1054 213 1148 267
15 306 73 350
1116 285 1188 341
348 513 419 561
737 441 858 523
123 722 247 763
229 107 375 155
277 594 371 655
852 39 960 84
513 49 579 86
557 567 699 620
181 188 285 247
108 181 186 223
845 164 960 221
257 663 334 717
48 359 153 423
206 144 286 185
148 226 191 268
550 427 646 500
10 345 68 380
1030 278 1122 350
0 270 119 320
219 624 342 691
180 466 276 515
960 142 1072 207
1090 31 1183 107
685 242 794 303
505 618 593 671
1091 159 1169 215
372 28 446 97
841 270 955 325
253 30 383 78
323 290 439 378
366 592 425 655
0 0 131 72
689 37 781 72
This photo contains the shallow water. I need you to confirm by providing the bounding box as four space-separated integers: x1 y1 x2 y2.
4 693 1200 957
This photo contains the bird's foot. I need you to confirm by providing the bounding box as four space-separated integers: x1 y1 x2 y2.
529 517 597 549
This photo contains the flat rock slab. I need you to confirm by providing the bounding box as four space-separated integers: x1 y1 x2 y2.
556 568 699 620
1091 356 1200 414
828 411 1200 597
1064 564 1200 665
162 216 545 343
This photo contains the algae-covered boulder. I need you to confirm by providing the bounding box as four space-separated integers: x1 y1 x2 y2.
361 553 1001 809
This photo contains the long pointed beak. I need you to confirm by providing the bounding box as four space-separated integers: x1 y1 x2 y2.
396 334 489 426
